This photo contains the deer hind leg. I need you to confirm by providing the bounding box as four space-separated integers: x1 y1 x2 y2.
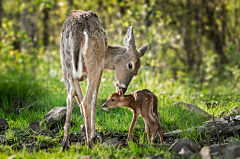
74 79 84 118
143 119 151 143
61 76 76 151
143 100 159 144
81 68 103 149
154 113 164 144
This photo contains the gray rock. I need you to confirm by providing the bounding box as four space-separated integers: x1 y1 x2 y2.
0 135 7 143
102 138 122 148
225 141 240 158
0 117 9 131
168 138 201 154
228 106 240 115
178 146 193 155
81 124 85 132
29 122 40 132
173 102 212 119
226 137 238 142
209 143 228 156
44 107 67 129
51 127 59 134
80 156 91 159
200 147 212 159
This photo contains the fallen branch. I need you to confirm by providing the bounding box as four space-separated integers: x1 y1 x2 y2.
164 115 240 138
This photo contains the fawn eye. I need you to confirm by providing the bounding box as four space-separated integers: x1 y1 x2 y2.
111 98 115 102
127 62 133 70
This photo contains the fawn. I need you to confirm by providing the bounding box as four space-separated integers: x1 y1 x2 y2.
102 89 164 145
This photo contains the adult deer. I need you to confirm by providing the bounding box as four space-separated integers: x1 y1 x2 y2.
60 10 148 151
102 89 164 145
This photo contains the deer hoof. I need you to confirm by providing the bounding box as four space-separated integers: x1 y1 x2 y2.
61 136 69 151
87 141 93 150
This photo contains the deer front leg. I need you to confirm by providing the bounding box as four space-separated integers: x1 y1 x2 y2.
61 77 76 151
126 112 139 145
82 69 103 150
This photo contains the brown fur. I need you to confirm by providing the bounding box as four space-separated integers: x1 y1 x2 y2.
60 10 148 151
102 89 164 145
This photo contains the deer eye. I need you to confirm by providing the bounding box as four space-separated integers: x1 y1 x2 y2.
111 98 115 102
127 62 133 70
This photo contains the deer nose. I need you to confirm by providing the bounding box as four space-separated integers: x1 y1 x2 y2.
102 104 107 110
119 87 126 94
116 83 127 94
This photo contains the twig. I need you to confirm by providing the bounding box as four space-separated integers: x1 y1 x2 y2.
159 121 182 136
212 115 222 155
159 121 171 132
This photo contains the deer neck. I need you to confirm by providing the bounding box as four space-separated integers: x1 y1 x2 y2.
104 45 126 70
121 95 135 110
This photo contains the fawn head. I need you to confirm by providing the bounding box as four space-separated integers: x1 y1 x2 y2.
102 89 130 110
115 26 148 94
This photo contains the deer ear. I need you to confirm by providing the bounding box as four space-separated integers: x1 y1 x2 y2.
138 43 148 57
119 89 123 96
124 26 136 49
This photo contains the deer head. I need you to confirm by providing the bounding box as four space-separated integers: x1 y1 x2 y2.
115 26 148 94
102 89 134 110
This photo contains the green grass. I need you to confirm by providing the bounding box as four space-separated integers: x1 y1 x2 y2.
1 68 240 158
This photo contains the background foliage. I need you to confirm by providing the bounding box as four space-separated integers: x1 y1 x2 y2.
0 0 240 107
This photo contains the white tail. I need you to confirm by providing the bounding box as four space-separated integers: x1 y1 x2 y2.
60 10 148 151
102 89 164 145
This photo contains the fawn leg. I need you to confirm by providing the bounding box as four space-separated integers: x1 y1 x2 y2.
154 114 164 144
126 112 139 145
143 116 158 144
143 119 151 143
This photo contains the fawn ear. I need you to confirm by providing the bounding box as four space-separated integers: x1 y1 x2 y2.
124 26 136 50
138 43 148 57
119 89 123 96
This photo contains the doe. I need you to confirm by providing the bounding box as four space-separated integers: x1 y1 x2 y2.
60 10 148 151
102 89 164 145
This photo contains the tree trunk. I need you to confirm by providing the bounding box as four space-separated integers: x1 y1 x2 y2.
68 0 73 13
42 7 49 47
0 0 2 28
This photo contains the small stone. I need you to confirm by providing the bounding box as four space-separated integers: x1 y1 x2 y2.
81 124 85 132
178 146 193 155
102 138 122 148
0 135 7 143
81 155 91 159
168 138 200 153
0 118 9 131
200 147 212 159
51 127 59 133
43 107 67 129
29 122 40 132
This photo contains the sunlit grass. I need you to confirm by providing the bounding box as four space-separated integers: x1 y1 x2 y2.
1 59 240 158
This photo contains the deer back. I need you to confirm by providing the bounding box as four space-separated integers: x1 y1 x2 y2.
60 10 108 80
